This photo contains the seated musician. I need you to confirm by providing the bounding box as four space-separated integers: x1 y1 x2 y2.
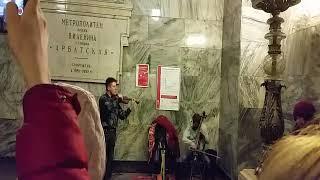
182 113 210 165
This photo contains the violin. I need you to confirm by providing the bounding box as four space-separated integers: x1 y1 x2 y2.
116 94 140 104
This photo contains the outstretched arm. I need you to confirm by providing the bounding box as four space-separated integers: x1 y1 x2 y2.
6 0 89 179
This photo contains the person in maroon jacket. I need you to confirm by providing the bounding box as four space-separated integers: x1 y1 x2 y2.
6 0 90 179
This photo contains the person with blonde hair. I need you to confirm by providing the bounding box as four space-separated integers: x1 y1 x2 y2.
257 101 320 180
259 124 320 180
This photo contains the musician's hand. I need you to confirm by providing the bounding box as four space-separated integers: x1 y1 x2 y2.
122 96 130 104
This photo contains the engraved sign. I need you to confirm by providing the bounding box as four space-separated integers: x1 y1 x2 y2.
43 2 131 83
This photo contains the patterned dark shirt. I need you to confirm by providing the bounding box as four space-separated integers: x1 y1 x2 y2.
99 93 131 129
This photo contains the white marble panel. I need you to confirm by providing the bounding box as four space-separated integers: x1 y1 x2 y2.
284 0 320 35
161 0 224 20
129 15 149 43
241 17 269 43
284 25 320 77
131 0 161 16
184 19 223 49
148 17 185 47
132 0 223 20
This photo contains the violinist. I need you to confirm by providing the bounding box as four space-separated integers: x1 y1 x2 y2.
99 77 132 180
182 113 210 166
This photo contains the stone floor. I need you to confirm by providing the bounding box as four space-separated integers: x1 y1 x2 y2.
0 159 230 180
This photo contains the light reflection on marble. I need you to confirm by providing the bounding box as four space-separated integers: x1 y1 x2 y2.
132 0 223 21
162 0 223 21
241 18 269 43
184 20 222 49
284 0 320 35
148 17 185 47
285 25 320 77
131 0 161 17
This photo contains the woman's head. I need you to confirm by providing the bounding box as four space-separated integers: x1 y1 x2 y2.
259 125 320 180
293 101 316 129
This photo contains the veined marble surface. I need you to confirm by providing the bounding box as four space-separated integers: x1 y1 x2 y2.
116 46 221 160
132 0 224 21
129 15 149 43
284 0 320 35
129 15 223 49
0 119 21 157
184 19 223 49
0 1 224 161
285 25 320 77
218 0 242 179
148 17 185 47
240 41 266 77
0 36 24 120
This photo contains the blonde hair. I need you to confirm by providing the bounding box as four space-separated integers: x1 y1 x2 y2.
259 125 320 180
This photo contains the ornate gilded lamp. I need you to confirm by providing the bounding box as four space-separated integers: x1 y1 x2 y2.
250 0 301 174
252 0 301 143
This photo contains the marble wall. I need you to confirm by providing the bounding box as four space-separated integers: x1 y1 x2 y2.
5 0 319 178
282 0 320 112
0 0 224 162
0 35 24 157
115 0 224 160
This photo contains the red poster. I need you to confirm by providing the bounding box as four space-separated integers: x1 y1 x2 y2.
136 64 149 87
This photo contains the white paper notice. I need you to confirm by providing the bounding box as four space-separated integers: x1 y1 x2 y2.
156 66 181 111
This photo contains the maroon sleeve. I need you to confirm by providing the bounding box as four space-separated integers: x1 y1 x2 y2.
16 84 90 180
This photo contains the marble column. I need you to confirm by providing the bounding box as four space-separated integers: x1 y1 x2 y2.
218 0 242 179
